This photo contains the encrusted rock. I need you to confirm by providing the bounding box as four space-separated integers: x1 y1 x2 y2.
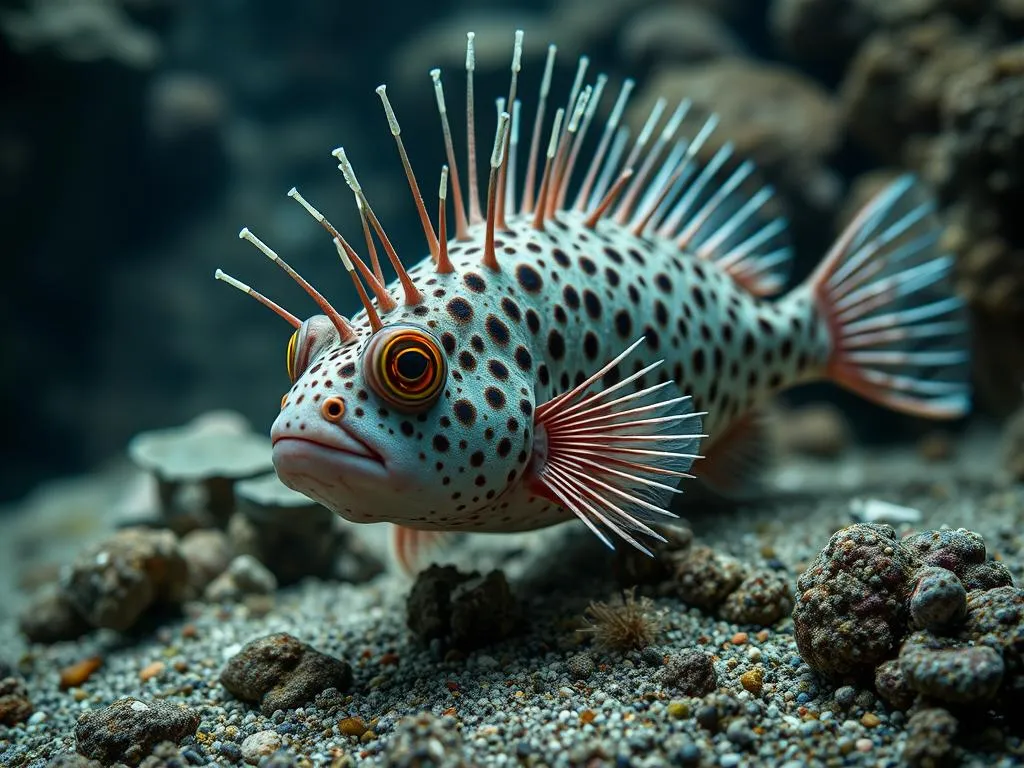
672 545 746 610
874 658 916 710
0 677 33 725
74 698 200 766
902 707 959 768
18 583 90 644
793 524 915 678
219 633 352 715
660 649 719 696
900 631 1005 704
902 528 1013 591
62 527 189 632
908 566 967 630
407 565 523 651
718 570 794 626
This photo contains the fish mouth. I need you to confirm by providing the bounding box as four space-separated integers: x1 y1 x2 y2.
271 427 389 484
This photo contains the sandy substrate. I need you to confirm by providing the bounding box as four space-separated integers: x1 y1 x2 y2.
0 428 1021 767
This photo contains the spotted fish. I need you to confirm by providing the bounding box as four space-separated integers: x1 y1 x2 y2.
216 31 970 572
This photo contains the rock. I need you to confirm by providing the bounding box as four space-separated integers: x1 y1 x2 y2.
840 17 987 164
718 570 794 626
960 585 1024 706
672 545 746 610
74 698 200 766
660 649 719 696
219 633 352 715
902 528 1013 591
406 565 523 651
566 653 595 681
628 57 841 212
793 524 915 678
619 4 745 69
229 472 339 585
908 566 967 630
777 404 851 458
240 730 282 764
874 658 916 710
62 527 189 632
902 707 959 767
204 554 278 602
900 631 1005 704
44 756 102 768
0 677 33 725
771 0 874 71
18 583 90 644
382 712 463 768
179 528 232 595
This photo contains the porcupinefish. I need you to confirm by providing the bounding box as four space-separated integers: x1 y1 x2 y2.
216 31 969 572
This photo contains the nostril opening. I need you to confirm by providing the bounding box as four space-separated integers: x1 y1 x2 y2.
321 397 345 423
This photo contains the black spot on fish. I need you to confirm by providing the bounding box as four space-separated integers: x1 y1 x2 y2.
453 399 477 426
485 387 506 409
516 264 543 293
485 314 510 345
447 297 473 323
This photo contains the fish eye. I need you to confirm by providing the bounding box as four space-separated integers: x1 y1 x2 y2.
364 325 447 412
286 329 300 383
285 315 339 384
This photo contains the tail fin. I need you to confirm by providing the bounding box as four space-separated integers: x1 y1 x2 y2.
809 174 971 419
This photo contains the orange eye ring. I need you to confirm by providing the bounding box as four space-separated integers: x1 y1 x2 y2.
286 329 299 383
364 325 447 412
321 396 345 423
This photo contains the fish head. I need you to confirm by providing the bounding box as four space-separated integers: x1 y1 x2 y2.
271 314 535 526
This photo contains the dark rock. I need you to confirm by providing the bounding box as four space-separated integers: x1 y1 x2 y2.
902 707 959 767
407 565 522 652
660 649 719 696
62 527 189 632
0 677 33 725
902 528 1013 591
718 569 794 626
44 756 102 768
900 631 1004 703
75 698 200 766
219 632 352 715
18 583 90 644
566 653 596 681
874 658 916 710
672 545 746 610
908 566 967 630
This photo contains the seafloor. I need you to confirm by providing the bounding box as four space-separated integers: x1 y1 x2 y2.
1 423 1021 767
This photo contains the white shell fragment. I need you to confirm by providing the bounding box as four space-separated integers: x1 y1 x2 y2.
849 498 924 525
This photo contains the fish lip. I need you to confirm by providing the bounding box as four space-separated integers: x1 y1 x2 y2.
271 427 386 467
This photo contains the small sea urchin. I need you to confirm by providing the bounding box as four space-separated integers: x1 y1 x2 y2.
581 588 662 652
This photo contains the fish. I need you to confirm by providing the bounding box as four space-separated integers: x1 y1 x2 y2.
215 30 970 573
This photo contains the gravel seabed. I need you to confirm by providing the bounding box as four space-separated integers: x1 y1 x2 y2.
1 427 1022 767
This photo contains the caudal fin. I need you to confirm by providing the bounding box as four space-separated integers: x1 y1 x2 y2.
809 175 970 419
